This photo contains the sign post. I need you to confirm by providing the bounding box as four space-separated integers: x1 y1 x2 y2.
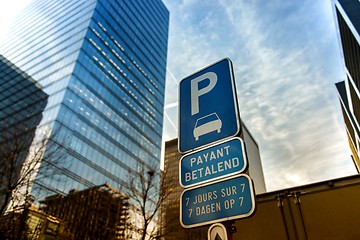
178 58 255 232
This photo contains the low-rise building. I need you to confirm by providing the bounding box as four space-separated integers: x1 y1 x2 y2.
40 184 129 239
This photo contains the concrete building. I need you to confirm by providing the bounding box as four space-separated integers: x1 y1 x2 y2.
334 0 360 171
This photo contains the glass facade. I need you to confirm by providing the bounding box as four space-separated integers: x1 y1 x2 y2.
0 55 48 209
334 0 360 171
0 0 169 198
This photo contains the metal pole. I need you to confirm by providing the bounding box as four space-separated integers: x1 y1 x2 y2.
293 192 308 240
276 194 291 240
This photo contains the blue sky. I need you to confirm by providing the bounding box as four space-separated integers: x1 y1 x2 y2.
0 0 357 192
162 0 357 191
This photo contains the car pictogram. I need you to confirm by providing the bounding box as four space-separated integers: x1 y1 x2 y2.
193 113 222 141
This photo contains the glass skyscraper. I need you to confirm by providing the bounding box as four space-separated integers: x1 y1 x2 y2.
334 0 360 172
0 0 169 199
0 55 48 211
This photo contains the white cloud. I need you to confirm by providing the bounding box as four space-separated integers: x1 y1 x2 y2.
162 0 356 191
0 0 32 40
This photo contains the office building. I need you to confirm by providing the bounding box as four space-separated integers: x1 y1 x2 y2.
160 123 266 239
334 0 360 171
0 0 169 201
0 55 48 213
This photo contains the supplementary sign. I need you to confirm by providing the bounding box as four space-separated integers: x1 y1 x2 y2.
180 174 255 228
179 58 240 153
208 223 228 240
179 137 247 188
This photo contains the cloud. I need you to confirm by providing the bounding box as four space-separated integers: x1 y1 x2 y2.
162 0 355 191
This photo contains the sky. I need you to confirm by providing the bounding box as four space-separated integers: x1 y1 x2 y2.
0 0 32 40
0 0 357 192
161 0 357 191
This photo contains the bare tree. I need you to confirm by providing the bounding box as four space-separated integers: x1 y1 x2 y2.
0 122 67 239
123 164 175 240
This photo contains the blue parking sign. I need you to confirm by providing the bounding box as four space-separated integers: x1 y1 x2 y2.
179 58 241 153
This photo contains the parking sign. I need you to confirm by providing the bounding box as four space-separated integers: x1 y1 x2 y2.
179 58 241 153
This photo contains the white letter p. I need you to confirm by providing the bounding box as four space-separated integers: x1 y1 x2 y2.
190 72 217 115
